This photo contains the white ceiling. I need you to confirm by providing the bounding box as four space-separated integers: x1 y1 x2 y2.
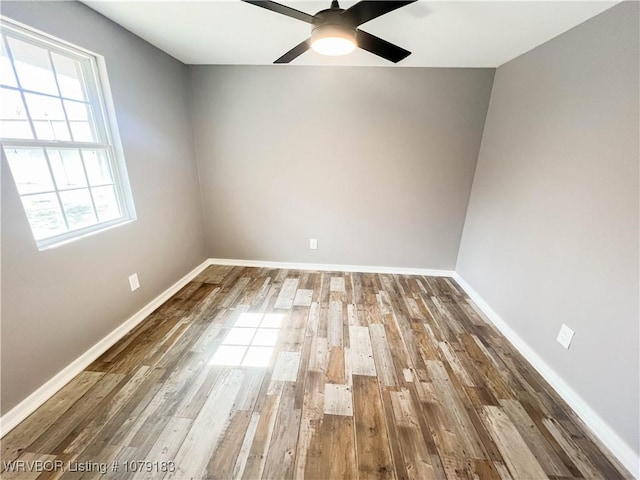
82 1 619 67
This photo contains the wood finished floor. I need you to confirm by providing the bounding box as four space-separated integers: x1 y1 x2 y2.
1 265 631 480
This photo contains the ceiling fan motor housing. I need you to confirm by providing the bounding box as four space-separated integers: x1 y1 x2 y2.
311 8 357 46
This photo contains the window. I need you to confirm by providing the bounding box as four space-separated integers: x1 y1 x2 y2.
1 18 135 250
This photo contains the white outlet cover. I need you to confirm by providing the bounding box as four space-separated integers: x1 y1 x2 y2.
128 273 140 292
556 323 575 349
309 238 318 250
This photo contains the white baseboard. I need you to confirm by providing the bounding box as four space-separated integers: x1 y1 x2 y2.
452 272 639 479
207 258 454 277
0 259 211 438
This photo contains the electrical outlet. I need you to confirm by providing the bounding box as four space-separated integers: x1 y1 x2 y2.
309 238 318 250
128 273 140 292
556 324 575 349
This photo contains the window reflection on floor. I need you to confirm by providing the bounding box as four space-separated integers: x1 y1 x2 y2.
210 312 284 367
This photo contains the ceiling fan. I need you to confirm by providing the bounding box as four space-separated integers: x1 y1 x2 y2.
241 0 417 63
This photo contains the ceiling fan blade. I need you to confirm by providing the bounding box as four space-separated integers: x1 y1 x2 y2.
274 38 311 63
343 1 417 26
241 0 314 23
356 30 411 63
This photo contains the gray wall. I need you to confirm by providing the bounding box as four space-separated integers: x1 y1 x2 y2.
190 66 494 270
1 2 207 414
457 2 639 453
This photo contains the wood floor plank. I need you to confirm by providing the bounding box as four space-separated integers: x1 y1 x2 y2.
295 364 325 478
293 289 313 307
304 414 356 480
132 416 191 480
306 302 320 337
380 389 411 480
174 366 222 419
220 276 251 308
167 368 244 480
389 388 436 480
281 306 308 352
1 371 104 466
307 336 328 375
241 394 281 480
326 346 346 384
274 278 299 309
560 419 629 480
232 411 261 480
329 276 345 292
349 325 377 376
542 417 607 479
481 405 549 480
23 379 122 460
369 323 399 387
234 368 267 412
1 265 629 480
262 382 301 480
271 351 301 382
61 367 153 455
323 383 353 416
425 360 486 459
438 341 475 387
499 399 572 477
352 376 395 479
293 416 314 479
328 300 344 347
206 410 251 480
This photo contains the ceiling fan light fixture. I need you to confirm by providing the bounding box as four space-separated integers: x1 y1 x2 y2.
241 0 415 63
310 24 356 56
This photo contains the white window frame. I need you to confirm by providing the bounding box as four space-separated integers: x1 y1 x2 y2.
1 17 136 250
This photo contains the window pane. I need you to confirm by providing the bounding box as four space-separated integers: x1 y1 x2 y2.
7 37 58 95
1 40 18 87
83 150 113 185
59 188 96 229
92 185 120 222
64 100 96 142
1 87 32 139
52 53 86 100
21 193 66 240
24 92 70 140
4 147 54 194
48 149 87 190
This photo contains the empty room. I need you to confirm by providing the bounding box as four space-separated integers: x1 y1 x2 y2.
1 0 638 479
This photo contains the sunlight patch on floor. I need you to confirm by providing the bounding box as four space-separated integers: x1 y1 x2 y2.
210 312 284 367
